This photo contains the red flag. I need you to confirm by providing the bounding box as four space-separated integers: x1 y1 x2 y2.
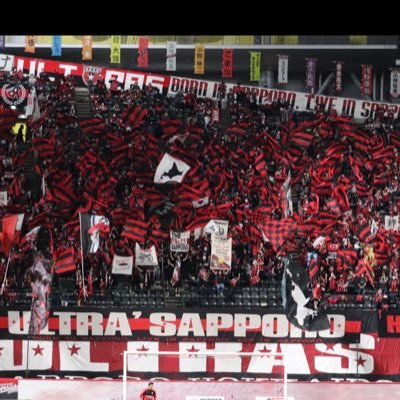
138 36 149 67
0 215 18 253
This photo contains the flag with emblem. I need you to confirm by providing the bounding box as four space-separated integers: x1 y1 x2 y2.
154 153 190 184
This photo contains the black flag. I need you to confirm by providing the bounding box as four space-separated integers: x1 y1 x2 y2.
282 255 329 331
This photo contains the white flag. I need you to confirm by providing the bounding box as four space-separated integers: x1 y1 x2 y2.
278 55 289 84
192 196 209 208
25 87 41 120
384 215 399 231
166 41 177 72
0 191 7 206
135 243 158 266
205 219 229 239
154 153 190 184
112 254 133 275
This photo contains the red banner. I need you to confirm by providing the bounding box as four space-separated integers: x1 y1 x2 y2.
222 49 233 79
138 36 149 68
361 64 373 96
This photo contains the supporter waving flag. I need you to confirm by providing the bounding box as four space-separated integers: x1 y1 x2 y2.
79 213 110 256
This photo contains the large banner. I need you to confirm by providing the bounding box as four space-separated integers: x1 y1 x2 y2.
3 307 400 381
5 53 400 120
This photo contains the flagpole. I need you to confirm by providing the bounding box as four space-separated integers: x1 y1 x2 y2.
161 243 166 303
0 250 12 296
78 213 87 298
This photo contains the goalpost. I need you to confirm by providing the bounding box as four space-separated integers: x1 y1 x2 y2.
122 351 287 400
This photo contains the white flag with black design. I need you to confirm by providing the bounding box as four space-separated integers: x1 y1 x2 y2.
80 213 110 256
135 243 158 266
192 196 209 208
154 153 190 184
112 254 133 275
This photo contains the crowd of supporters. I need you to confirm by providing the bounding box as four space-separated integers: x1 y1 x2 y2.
1 67 400 310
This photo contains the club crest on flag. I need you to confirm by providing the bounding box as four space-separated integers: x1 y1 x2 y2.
82 65 103 87
1 83 27 106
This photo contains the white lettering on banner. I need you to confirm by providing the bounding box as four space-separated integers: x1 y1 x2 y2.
5 52 400 120
103 312 132 336
314 334 374 374
150 313 177 336
206 314 234 337
76 313 104 336
59 64 78 76
104 70 166 92
7 311 347 338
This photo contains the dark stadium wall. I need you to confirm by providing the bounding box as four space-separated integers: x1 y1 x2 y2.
5 47 399 102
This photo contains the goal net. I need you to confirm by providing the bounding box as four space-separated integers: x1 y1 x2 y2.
122 351 287 400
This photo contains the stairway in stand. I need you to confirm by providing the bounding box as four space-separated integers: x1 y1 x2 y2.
74 87 92 120
219 108 230 131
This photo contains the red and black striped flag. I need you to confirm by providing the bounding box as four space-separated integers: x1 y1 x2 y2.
121 219 149 243
53 247 76 274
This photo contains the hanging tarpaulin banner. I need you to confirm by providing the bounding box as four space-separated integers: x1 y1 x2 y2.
25 35 35 53
390 68 400 98
305 58 317 90
222 48 233 79
361 64 373 97
210 237 232 273
334 61 344 93
277 54 289 84
166 41 177 71
82 36 93 61
249 51 261 81
52 36 62 57
0 36 5 50
110 35 121 64
138 36 149 68
194 44 205 75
